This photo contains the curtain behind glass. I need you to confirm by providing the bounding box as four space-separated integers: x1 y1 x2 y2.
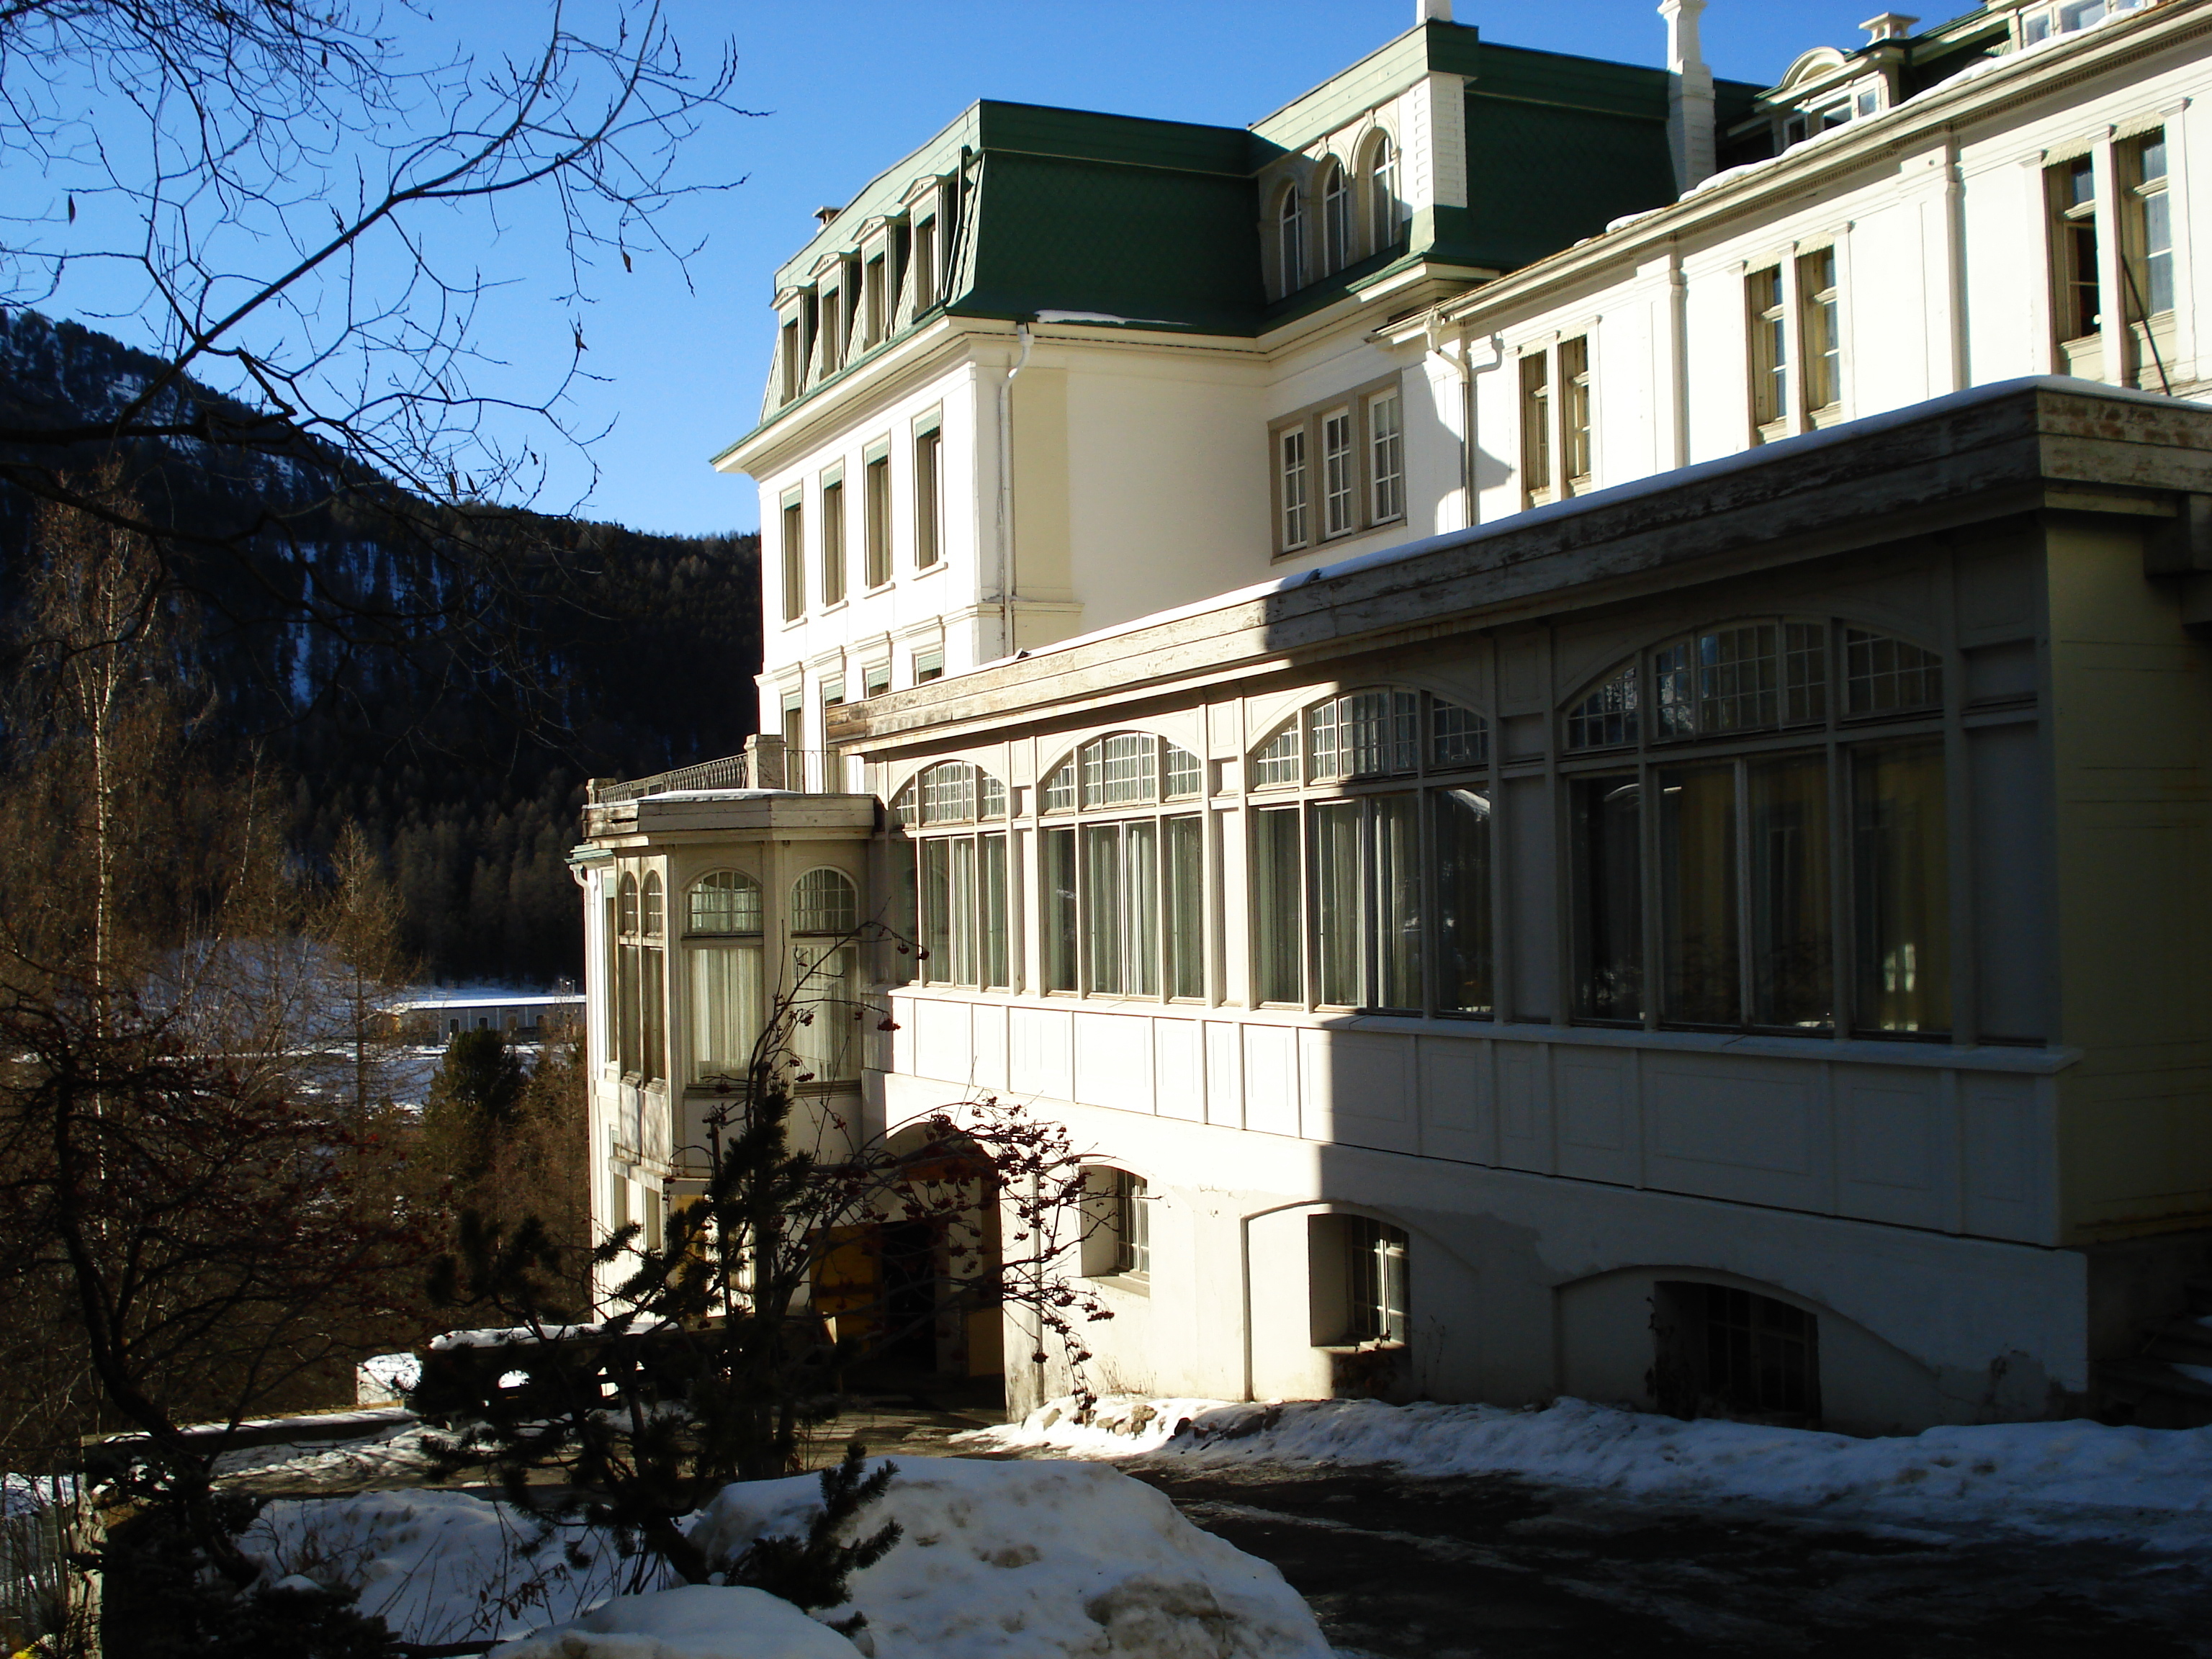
690 943 762 1084
1044 828 1077 991
1083 824 1124 994
1659 763 1739 1025
950 837 979 985
1124 821 1159 997
1165 814 1203 999
641 947 666 1084
919 840 951 984
1432 789 1492 1014
1573 775 1643 1020
1853 740 1949 1033
791 945 858 1079
1314 801 1362 1006
1375 795 1421 1010
1252 809 1303 1002
1750 754 1831 1028
981 835 1010 989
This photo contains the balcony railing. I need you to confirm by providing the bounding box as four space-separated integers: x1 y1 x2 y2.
587 740 864 804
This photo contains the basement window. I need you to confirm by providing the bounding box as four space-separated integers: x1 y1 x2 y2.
1653 1282 1821 1425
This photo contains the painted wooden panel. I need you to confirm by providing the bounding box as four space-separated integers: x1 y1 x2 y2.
1419 1038 1490 1164
913 998 973 1087
1496 1042 1552 1173
971 1001 1009 1094
1154 1017 1206 1121
1963 1072 2046 1243
1243 1025 1300 1138
1074 1010 1154 1114
1835 1066 1949 1231
1205 1022 1244 1129
1007 1004 1073 1103
1298 1028 1418 1154
1555 1047 1637 1186
1644 1056 1822 1209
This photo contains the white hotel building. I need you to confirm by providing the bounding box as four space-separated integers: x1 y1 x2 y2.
579 0 2212 1431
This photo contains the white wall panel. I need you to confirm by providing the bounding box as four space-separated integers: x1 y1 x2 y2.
1008 1004 1072 1102
1074 1010 1154 1114
1154 1017 1206 1121
1243 1025 1300 1138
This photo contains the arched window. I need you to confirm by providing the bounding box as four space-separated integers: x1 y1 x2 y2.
1367 135 1400 253
1244 689 1492 1016
1560 618 1949 1037
1321 160 1349 274
1033 732 1207 1000
686 872 762 1085
791 867 858 935
892 760 1007 827
688 870 763 935
1277 184 1306 295
611 868 665 1086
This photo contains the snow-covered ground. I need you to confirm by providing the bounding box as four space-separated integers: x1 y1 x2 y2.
963 1395 2212 1551
243 1457 1330 1658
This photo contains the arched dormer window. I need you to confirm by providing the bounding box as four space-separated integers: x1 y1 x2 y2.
788 867 860 1084
1277 184 1306 295
1244 688 1493 1017
686 872 762 1086
1559 616 1951 1038
1367 134 1401 254
1321 160 1349 274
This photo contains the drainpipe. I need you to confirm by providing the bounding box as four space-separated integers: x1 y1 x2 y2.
995 320 1033 658
1429 318 1501 530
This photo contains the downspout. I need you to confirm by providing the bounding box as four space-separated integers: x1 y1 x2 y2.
996 320 1033 658
1428 318 1501 530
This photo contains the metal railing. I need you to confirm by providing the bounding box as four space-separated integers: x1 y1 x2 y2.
588 742 865 804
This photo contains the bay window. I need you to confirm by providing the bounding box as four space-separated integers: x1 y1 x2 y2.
613 868 666 1084
687 871 763 1085
1563 618 1948 1036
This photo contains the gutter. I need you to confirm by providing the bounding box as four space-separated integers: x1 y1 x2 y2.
996 320 1035 655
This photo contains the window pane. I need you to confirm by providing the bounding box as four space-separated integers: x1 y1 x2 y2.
950 836 979 986
1323 409 1354 537
618 943 640 1074
1431 698 1488 769
920 840 952 982
642 946 665 1084
1844 629 1943 715
690 943 762 1084
792 868 858 933
1084 732 1155 807
689 871 761 934
1567 665 1638 750
1375 794 1421 1011
1370 392 1403 522
1750 754 1833 1029
1043 763 1076 813
1280 428 1308 547
1124 819 1159 997
981 834 1010 989
1164 744 1203 799
791 945 858 1081
1252 807 1303 1002
1044 827 1077 991
1572 775 1643 1020
1314 801 1363 1006
1433 788 1492 1015
1253 727 1300 788
1853 741 1950 1034
1659 763 1740 1025
1083 824 1124 994
1165 814 1204 999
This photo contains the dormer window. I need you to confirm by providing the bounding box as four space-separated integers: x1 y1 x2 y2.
1278 186 1306 295
1367 135 1400 255
1321 161 1349 275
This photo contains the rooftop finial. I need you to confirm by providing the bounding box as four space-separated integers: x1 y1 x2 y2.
1860 12 1920 42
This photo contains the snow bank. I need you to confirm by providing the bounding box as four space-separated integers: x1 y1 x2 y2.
487 1584 857 1659
240 1487 632 1647
691 1457 1330 1659
968 1395 2212 1549
246 1457 1328 1656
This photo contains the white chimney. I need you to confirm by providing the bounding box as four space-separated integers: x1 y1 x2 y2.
1860 12 1920 42
1419 0 1452 22
1659 0 1715 194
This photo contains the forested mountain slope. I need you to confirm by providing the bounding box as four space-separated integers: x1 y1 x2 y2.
0 307 761 984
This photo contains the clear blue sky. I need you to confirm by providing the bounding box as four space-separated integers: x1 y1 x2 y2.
43 1 1889 537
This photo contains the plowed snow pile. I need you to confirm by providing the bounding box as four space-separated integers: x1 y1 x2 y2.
967 1394 2212 1548
244 1456 1329 1658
